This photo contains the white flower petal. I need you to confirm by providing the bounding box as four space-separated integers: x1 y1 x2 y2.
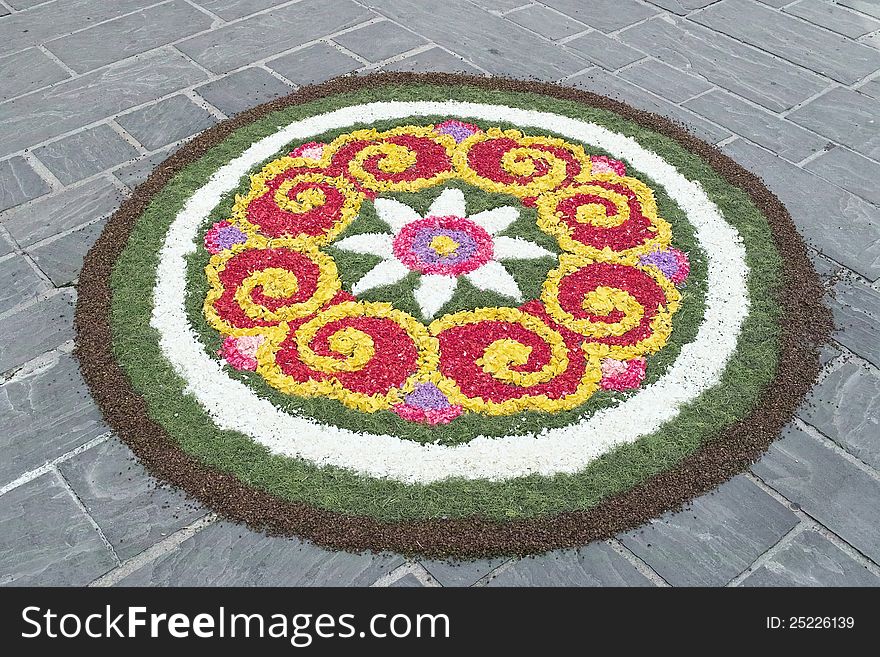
426 187 466 218
351 259 410 295
333 232 394 258
465 260 522 301
413 274 458 319
492 236 555 261
469 206 519 235
373 198 421 233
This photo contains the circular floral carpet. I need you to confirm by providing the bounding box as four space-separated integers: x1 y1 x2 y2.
75 74 830 558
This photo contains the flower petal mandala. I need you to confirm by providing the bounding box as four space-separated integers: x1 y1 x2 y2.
78 76 829 558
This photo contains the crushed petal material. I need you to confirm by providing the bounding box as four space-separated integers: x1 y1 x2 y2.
600 356 647 390
200 122 689 422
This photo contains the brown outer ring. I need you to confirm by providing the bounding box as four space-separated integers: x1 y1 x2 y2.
74 73 831 559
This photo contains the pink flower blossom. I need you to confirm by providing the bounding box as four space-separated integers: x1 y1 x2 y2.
289 141 326 160
219 335 264 371
600 357 646 391
590 155 627 176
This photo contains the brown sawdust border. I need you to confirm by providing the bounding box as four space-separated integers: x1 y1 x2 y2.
74 73 831 559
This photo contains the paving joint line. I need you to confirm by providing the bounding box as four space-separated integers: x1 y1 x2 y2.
20 249 55 288
0 285 73 323
726 521 808 586
745 472 880 572
89 514 218 587
177 89 224 122
676 12 850 87
371 561 440 587
106 118 150 155
36 43 78 77
55 465 123 567
179 0 226 25
2 0 174 61
606 538 671 586
791 417 880 481
0 432 113 498
0 0 316 110
323 38 372 67
257 62 298 88
366 43 441 71
472 557 519 586
21 151 64 192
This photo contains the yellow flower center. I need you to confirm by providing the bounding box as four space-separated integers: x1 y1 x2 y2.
274 182 326 214
573 190 630 228
429 234 460 257
321 326 377 372
255 268 299 298
375 143 418 173
501 148 539 177
477 339 533 378
581 287 644 335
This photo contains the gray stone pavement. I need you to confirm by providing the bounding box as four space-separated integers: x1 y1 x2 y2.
1 0 879 587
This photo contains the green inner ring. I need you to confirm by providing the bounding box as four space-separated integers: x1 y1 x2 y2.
183 116 709 445
110 84 781 522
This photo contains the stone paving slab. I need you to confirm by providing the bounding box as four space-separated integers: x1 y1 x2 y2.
617 59 713 104
0 353 108 487
195 67 293 116
683 89 825 161
788 87 880 161
0 290 75 375
0 48 208 159
0 0 159 54
693 0 880 84
114 149 175 189
739 529 880 587
485 543 655 587
505 4 587 41
0 0 878 587
798 359 880 470
0 254 46 315
0 47 69 103
27 218 107 287
177 0 373 74
568 68 732 144
0 234 14 259
388 572 427 587
59 438 208 561
116 95 217 151
839 0 880 20
33 125 140 186
540 0 657 32
43 0 215 75
115 521 404 586
565 30 644 71
1 178 123 248
826 276 880 367
0 156 51 213
618 16 828 112
381 47 482 74
804 146 880 207
785 0 880 38
420 556 508 587
0 472 116 586
367 0 589 78
619 476 799 586
333 20 427 63
753 424 880 564
722 139 880 281
267 42 362 85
